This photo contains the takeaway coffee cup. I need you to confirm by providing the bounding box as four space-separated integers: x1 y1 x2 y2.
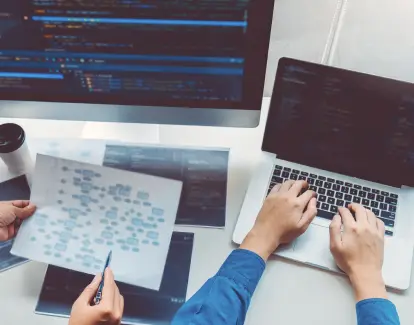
0 123 33 177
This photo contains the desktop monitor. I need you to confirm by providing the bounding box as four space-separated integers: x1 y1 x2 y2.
0 0 274 127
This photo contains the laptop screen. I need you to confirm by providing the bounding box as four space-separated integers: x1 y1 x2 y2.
263 58 414 188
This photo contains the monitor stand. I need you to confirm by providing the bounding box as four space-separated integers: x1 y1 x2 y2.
82 122 160 144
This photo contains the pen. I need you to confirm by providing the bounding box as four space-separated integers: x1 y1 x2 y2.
94 250 112 305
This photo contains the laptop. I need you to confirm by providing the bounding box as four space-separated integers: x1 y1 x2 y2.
233 58 414 290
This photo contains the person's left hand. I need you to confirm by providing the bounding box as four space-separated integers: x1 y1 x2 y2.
0 200 36 241
240 180 317 261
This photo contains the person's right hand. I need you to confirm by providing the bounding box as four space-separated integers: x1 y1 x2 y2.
240 180 317 261
329 204 387 301
69 268 124 325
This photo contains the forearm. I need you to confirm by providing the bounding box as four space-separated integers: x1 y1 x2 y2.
357 299 400 325
349 269 399 324
350 272 388 302
172 249 265 325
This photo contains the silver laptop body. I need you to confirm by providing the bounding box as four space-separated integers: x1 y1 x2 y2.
233 58 414 290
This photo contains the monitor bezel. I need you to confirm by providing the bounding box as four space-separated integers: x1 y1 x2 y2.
0 0 274 127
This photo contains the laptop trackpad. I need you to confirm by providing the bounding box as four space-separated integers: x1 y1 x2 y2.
293 224 339 271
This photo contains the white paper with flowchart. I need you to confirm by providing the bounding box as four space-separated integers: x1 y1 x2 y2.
12 155 183 290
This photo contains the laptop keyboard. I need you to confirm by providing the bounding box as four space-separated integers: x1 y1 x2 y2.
268 165 398 237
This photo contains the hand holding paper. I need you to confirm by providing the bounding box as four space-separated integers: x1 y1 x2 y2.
12 155 182 290
0 200 36 241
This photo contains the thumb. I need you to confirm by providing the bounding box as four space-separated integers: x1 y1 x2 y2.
329 214 342 253
13 204 36 220
77 274 102 305
298 197 317 230
0 227 9 241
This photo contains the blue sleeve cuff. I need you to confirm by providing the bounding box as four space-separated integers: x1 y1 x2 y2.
356 298 400 325
356 298 395 308
216 249 266 296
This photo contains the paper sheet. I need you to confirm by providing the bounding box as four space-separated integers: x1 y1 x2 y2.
27 138 108 165
35 232 194 325
103 144 229 228
12 155 183 290
0 138 109 184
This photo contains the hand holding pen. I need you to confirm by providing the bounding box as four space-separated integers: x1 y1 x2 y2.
94 250 113 305
69 267 124 325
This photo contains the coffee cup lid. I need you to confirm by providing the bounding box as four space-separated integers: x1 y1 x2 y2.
0 123 25 154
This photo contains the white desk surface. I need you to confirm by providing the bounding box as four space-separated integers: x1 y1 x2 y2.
0 97 413 325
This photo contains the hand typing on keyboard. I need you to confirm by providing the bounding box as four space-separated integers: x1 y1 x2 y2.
270 165 397 236
240 180 317 261
330 204 387 302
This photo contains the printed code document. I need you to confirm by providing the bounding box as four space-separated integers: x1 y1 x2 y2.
12 155 183 290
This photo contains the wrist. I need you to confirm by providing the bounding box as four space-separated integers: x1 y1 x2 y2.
240 228 280 262
349 269 387 302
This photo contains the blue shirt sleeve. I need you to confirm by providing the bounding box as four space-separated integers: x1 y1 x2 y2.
357 298 400 325
172 249 400 325
172 249 265 325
